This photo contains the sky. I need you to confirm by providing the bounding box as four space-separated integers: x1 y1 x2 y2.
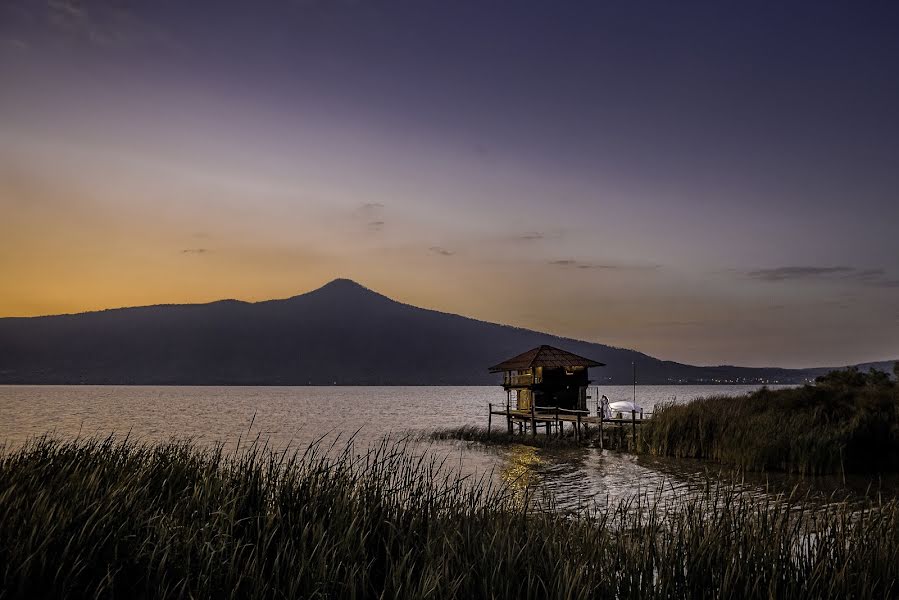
1 0 898 368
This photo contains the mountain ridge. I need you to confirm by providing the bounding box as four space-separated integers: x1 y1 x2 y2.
0 279 894 385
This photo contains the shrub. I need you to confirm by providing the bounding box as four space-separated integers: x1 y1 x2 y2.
642 369 899 475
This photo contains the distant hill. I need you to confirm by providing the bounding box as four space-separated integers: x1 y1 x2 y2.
0 279 894 385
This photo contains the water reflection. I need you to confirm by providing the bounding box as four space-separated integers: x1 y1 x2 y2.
498 444 543 507
453 438 898 514
475 441 692 512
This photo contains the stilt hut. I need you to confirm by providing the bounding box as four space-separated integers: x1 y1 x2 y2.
489 345 604 412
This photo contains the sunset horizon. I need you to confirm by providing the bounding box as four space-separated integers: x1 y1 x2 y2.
3 1 898 370
3 2 899 596
2 275 897 371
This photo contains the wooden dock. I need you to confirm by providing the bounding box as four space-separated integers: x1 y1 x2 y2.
488 403 647 448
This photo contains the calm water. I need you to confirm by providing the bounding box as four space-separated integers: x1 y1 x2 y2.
1 384 879 509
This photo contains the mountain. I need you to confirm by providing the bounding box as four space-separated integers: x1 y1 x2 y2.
0 279 893 385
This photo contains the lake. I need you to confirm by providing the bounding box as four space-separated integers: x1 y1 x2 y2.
1 384 878 509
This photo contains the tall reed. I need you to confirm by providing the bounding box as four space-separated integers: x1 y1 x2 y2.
1 434 897 599
641 377 899 475
428 424 589 448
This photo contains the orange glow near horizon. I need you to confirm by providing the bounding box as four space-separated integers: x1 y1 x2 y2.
2 0 898 369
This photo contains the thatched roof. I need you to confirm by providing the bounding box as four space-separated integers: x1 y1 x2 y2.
488 345 604 373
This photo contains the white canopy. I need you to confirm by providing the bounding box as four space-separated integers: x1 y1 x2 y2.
609 400 643 412
606 400 643 415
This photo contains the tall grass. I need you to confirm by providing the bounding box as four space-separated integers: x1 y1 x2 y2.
642 374 899 475
2 434 899 598
428 424 594 448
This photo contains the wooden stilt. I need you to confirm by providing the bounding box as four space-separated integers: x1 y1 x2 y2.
599 412 604 450
488 404 492 435
631 410 637 451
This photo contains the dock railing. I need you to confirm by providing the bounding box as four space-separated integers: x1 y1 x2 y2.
504 373 539 386
532 405 590 416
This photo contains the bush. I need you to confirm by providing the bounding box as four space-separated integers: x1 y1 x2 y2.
641 369 899 474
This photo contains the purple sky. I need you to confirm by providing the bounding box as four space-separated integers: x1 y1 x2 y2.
1 0 898 367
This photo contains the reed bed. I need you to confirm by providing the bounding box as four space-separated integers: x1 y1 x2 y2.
428 424 590 448
2 434 898 599
642 371 899 475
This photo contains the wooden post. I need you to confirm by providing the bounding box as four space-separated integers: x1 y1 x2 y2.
631 410 637 451
599 409 604 450
555 408 561 438
576 413 582 441
488 403 492 435
531 403 536 437
506 389 513 434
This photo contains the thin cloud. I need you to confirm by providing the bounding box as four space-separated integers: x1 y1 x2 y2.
347 201 388 232
32 0 182 50
851 269 899 286
746 266 855 281
181 248 209 255
481 230 562 245
356 203 386 232
747 266 899 287
429 246 455 256
549 259 659 271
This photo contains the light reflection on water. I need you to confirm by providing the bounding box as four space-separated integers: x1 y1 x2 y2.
2 384 891 510
499 444 542 495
